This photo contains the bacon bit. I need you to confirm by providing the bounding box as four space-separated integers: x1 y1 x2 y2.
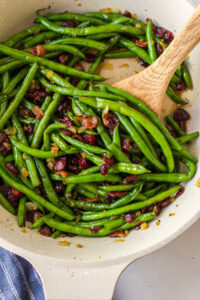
23 124 34 136
86 198 99 203
123 175 137 184
29 45 46 56
141 222 148 230
76 243 83 248
21 167 29 179
109 230 126 237
74 134 84 142
11 188 21 198
135 40 147 48
67 126 77 134
89 226 101 234
156 220 160 226
153 205 159 215
56 171 70 178
58 240 70 246
169 213 175 217
32 106 44 119
59 115 73 128
109 191 127 197
76 115 98 130
51 143 59 154
58 53 68 64
196 178 200 188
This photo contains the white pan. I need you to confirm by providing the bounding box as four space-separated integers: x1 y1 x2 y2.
0 0 200 299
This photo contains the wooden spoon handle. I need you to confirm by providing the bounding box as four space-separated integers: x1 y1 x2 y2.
151 5 200 86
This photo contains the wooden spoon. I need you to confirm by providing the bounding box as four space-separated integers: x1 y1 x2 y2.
113 5 200 116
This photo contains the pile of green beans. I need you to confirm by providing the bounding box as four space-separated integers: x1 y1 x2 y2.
0 9 197 238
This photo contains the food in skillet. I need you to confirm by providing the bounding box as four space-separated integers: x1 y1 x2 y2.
0 9 198 238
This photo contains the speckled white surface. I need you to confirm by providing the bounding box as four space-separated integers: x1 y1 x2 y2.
114 218 200 300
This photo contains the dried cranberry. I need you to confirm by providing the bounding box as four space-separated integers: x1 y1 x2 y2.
135 40 147 48
39 225 53 237
78 158 89 169
178 120 186 132
55 182 65 194
23 124 34 135
168 128 178 138
173 109 190 121
133 143 140 150
5 163 18 175
58 53 68 64
66 232 76 237
160 154 166 165
59 115 72 128
105 194 115 204
76 115 98 130
141 207 148 214
0 132 8 144
123 10 132 18
100 164 109 176
155 27 174 42
54 157 67 171
139 58 149 68
37 184 46 197
83 134 96 145
60 129 73 136
123 175 137 184
74 134 84 142
85 53 96 63
26 90 47 106
102 112 119 134
75 63 84 71
86 197 99 203
155 42 163 55
89 226 101 234
124 213 135 223
57 97 72 115
77 194 86 201
122 138 132 151
62 20 76 27
109 191 127 197
11 188 22 198
176 81 186 91
109 230 125 237
102 156 114 165
17 43 25 50
175 187 185 198
158 197 171 208
70 76 80 86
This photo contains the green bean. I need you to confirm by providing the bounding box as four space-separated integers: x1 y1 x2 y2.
0 63 38 130
176 132 199 144
51 132 79 154
88 33 118 40
63 173 122 184
10 138 25 170
105 50 137 59
0 60 24 74
0 44 105 82
143 184 167 197
3 154 14 163
35 159 59 205
51 230 62 239
19 118 36 125
0 162 75 221
0 192 16 215
69 218 111 228
38 44 86 59
104 218 125 230
76 185 97 200
60 131 112 157
0 71 10 118
49 37 106 51
166 88 188 105
36 11 145 36
17 197 27 227
43 212 155 236
24 32 59 48
11 113 41 187
109 163 150 174
67 112 81 127
10 136 64 159
43 12 105 25
81 185 181 221
119 37 151 64
112 123 121 148
39 76 124 101
165 115 185 136
32 215 48 229
2 67 29 96
31 93 62 148
139 158 196 183
22 98 35 111
146 19 157 63
182 62 193 89
98 184 138 192
0 57 14 65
